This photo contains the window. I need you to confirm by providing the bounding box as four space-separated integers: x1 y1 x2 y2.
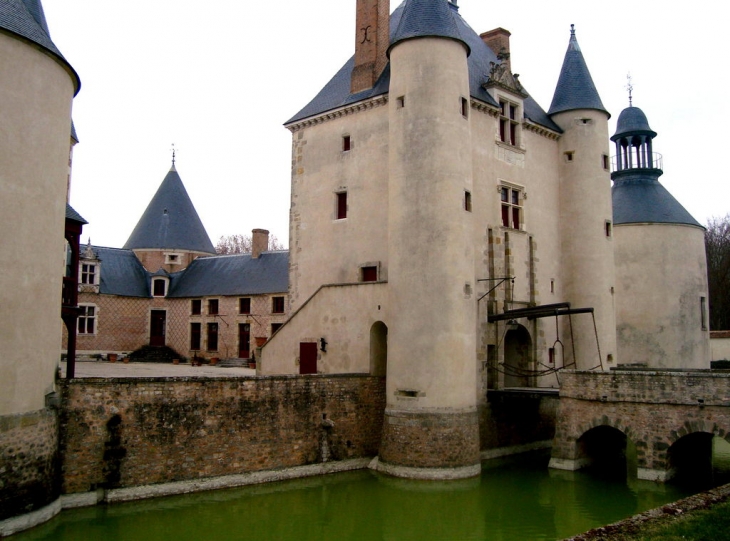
701 297 708 331
239 297 251 315
78 305 96 334
396 96 405 108
207 322 218 351
271 323 283 334
564 151 574 162
500 186 522 229
80 263 96 285
602 154 610 170
191 299 201 315
499 100 519 146
208 299 219 315
165 253 181 264
190 322 201 350
461 97 469 118
153 278 166 297
342 135 351 152
272 296 285 314
464 191 472 212
605 221 612 238
361 266 378 282
336 192 347 220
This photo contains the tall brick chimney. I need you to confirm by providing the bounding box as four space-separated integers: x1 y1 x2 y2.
251 229 269 259
480 28 511 71
351 0 390 94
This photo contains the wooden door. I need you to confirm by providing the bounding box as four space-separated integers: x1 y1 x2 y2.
299 342 317 375
239 324 251 359
150 310 166 346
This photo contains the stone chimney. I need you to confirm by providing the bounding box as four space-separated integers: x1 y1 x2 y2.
480 28 511 71
251 229 269 259
351 0 390 94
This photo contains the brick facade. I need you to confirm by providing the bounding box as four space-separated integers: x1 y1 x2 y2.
59 375 385 494
0 409 59 521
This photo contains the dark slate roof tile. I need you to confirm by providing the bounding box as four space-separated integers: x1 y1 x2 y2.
123 166 216 254
0 0 80 94
167 251 289 298
286 0 560 133
612 177 702 228
92 246 151 297
548 27 607 117
389 0 466 55
65 203 87 224
611 106 656 140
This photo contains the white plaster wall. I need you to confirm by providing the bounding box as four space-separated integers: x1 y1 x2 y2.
711 337 730 361
552 110 617 370
0 33 76 414
288 104 390 312
260 283 388 374
615 223 710 369
386 37 476 410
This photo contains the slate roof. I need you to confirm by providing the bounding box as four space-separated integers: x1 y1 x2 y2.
0 0 80 94
65 203 87 224
168 252 289 298
91 247 150 297
611 106 656 140
612 177 702 228
548 26 607 117
388 0 467 56
123 165 216 254
286 0 560 133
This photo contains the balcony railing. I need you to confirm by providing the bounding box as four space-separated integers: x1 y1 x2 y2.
611 152 663 173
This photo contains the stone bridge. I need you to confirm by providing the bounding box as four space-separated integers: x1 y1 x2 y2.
549 369 730 481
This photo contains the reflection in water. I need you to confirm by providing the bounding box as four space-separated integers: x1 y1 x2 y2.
14 452 700 541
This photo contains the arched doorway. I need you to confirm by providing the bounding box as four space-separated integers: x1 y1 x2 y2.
370 321 388 376
503 325 531 387
576 425 633 479
668 432 715 488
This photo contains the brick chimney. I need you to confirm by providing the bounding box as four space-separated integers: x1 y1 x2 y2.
350 0 390 94
251 229 269 259
480 28 511 71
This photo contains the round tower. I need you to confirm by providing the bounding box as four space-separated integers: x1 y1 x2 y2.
0 0 80 526
548 25 617 370
378 0 480 479
611 106 709 368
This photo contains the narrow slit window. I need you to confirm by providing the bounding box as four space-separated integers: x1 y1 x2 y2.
397 96 405 108
605 221 612 238
464 191 472 212
336 192 347 220
461 97 469 118
342 135 351 152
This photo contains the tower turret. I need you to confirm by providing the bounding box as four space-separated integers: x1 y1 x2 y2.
549 25 617 370
611 105 709 368
378 0 480 480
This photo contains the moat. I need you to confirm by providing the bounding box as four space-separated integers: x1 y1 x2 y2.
13 450 725 541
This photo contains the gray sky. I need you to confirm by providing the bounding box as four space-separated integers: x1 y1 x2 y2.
45 0 729 248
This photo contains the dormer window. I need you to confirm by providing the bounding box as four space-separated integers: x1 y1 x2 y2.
152 278 167 297
80 263 97 285
499 100 520 146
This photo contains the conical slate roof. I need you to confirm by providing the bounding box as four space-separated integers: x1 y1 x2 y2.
286 0 560 132
388 0 468 57
123 165 216 254
612 178 702 228
548 26 607 117
0 0 80 94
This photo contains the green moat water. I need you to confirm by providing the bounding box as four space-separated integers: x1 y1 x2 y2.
14 452 715 541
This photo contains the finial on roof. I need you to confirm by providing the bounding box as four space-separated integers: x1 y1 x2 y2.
626 73 634 107
170 144 177 171
570 24 575 36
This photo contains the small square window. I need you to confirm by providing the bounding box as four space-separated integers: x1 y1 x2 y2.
191 299 201 315
336 192 347 220
397 96 405 108
271 323 283 334
564 151 575 162
342 135 351 152
272 296 285 314
361 266 378 282
208 299 219 315
239 298 251 315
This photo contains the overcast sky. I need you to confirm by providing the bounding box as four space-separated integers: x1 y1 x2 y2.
44 0 728 249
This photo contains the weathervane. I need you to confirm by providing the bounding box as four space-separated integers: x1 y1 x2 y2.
171 143 177 166
626 73 634 107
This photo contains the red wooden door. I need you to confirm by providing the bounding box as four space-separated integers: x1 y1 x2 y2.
239 324 251 359
150 310 166 346
299 342 317 374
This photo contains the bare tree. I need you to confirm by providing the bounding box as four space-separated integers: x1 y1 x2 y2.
215 233 285 255
706 214 730 330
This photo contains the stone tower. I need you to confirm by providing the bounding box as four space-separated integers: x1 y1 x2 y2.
611 106 710 368
0 0 80 526
377 0 481 480
548 26 617 370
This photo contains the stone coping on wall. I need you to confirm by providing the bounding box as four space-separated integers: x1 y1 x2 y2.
561 482 730 540
62 372 376 384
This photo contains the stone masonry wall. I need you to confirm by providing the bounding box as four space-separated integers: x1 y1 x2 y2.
552 370 730 476
0 408 59 521
58 375 385 494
